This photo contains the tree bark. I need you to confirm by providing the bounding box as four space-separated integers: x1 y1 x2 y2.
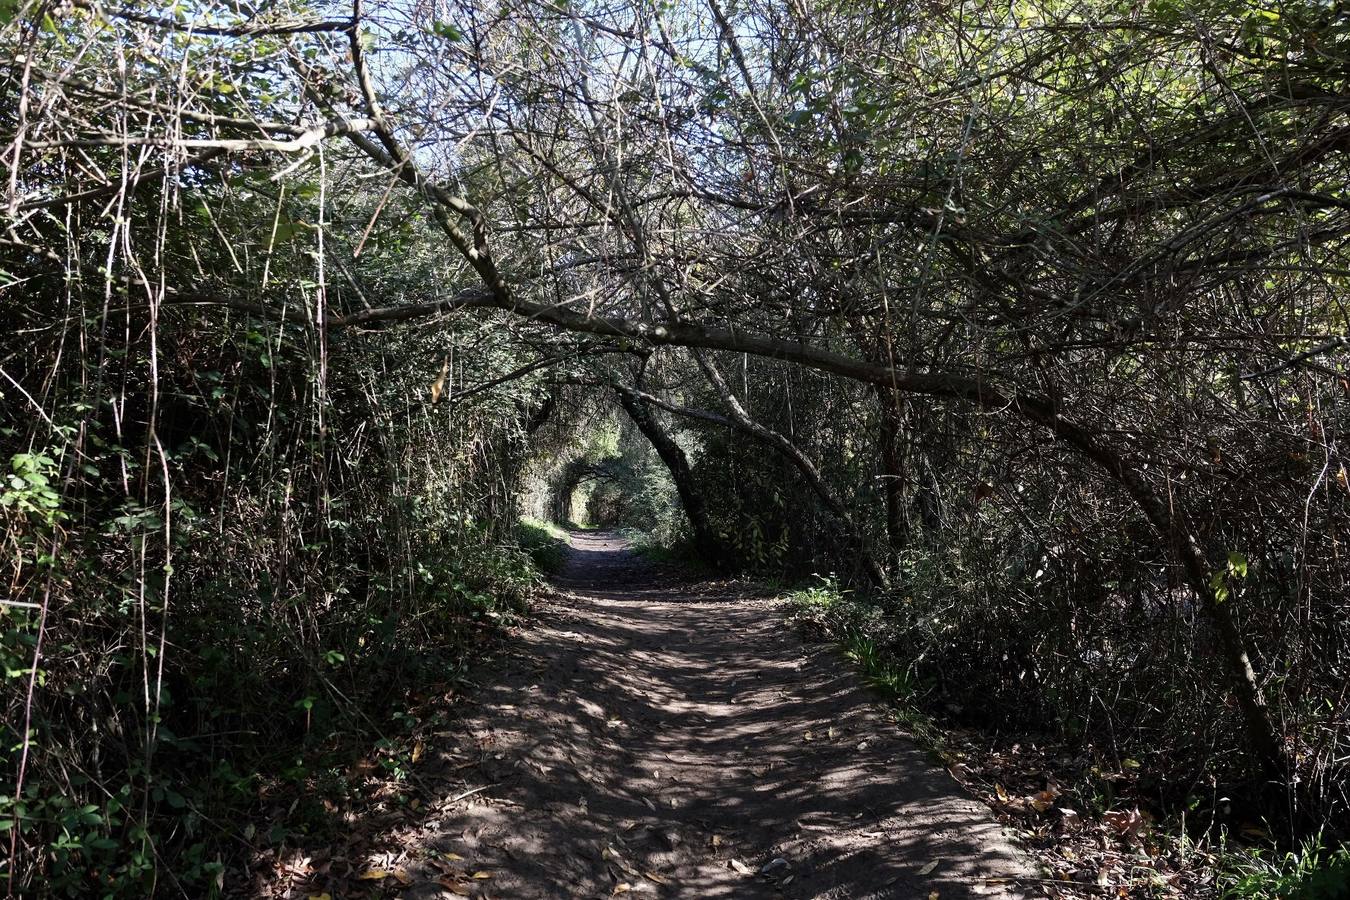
615 388 728 571
875 386 909 572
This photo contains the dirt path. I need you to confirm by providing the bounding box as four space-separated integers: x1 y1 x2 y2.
396 531 1036 898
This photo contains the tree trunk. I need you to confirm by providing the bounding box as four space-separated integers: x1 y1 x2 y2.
875 386 909 572
674 353 888 589
1013 402 1286 786
524 394 556 435
616 389 728 571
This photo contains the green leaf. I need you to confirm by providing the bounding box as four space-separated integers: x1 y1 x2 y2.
270 220 311 244
431 20 463 41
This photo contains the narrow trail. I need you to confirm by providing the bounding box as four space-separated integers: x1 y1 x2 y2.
399 532 1035 898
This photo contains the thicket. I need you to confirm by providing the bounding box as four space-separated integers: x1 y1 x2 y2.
516 516 569 573
0 4 566 892
3 0 1348 892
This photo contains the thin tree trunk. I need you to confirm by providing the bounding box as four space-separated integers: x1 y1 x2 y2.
875 386 909 572
620 380 887 587
669 354 888 589
524 394 556 435
1015 405 1286 785
616 388 728 571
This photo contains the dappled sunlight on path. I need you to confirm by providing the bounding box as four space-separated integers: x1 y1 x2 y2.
390 531 1036 898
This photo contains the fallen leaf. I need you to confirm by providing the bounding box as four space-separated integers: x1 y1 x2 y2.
918 860 939 875
611 855 640 878
730 859 754 875
1103 808 1145 839
644 871 670 885
357 869 389 880
472 870 493 879
1028 785 1060 813
613 883 632 895
1239 823 1270 841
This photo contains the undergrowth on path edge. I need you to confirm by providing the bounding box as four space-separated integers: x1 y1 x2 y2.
2 523 553 898
517 517 570 575
784 578 1350 900
1219 836 1350 900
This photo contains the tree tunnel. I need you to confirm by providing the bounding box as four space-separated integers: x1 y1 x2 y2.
10 5 1350 887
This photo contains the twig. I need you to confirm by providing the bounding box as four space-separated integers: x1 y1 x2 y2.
1242 336 1349 379
445 784 494 804
25 119 379 153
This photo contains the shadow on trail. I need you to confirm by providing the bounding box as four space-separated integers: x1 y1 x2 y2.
328 531 1036 899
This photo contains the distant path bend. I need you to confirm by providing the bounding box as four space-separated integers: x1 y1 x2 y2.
403 530 1036 898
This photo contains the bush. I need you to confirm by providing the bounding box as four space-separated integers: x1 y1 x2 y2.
786 577 917 705
1222 835 1350 900
517 518 570 575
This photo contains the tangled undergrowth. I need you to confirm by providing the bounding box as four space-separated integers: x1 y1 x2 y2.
788 579 1350 899
2 394 551 896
